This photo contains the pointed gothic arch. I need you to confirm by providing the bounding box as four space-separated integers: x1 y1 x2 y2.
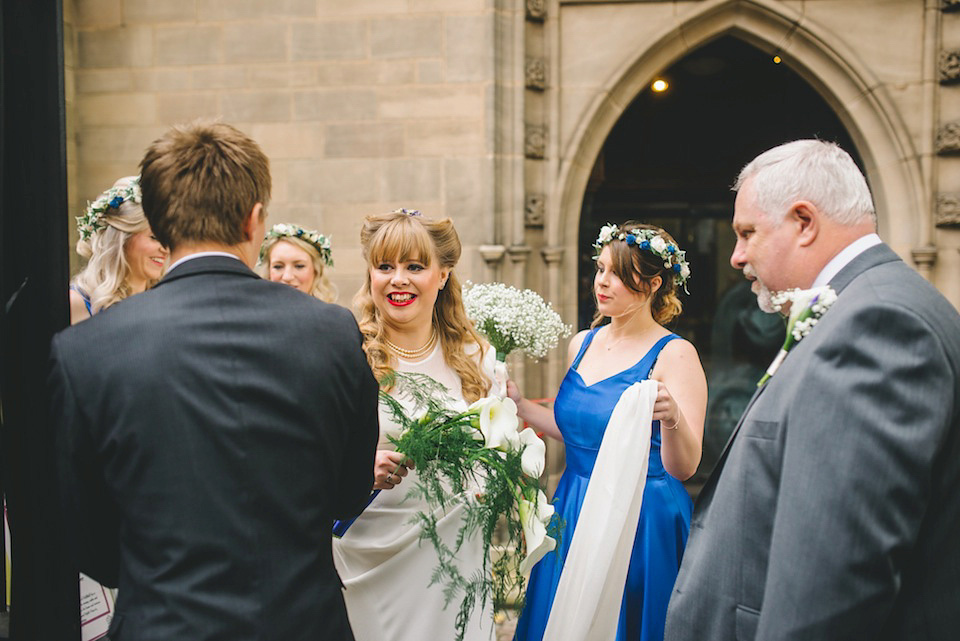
551 0 924 254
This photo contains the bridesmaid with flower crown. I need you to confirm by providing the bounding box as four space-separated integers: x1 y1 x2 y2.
511 222 707 641
258 222 337 302
70 176 168 324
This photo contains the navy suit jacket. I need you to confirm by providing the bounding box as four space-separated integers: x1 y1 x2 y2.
50 256 379 641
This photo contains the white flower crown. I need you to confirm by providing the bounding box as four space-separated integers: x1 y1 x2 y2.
592 224 691 290
76 178 142 242
260 223 333 266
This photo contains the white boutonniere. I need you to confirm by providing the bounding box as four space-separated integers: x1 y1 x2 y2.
758 286 838 387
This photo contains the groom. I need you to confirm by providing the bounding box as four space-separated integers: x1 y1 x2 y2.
50 121 379 641
665 140 960 640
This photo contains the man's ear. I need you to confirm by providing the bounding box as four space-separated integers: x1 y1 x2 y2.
244 203 264 241
789 200 819 248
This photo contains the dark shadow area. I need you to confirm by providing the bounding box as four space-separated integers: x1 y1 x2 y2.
578 36 864 486
2 0 76 639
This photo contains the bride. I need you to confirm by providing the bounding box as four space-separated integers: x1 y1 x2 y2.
333 209 500 641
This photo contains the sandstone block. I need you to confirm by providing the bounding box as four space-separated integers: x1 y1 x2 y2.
192 67 247 89
77 125 166 164
77 69 135 94
155 25 221 65
247 65 315 88
380 158 441 201
76 0 121 27
316 0 406 15
378 86 483 119
406 120 485 156
294 89 378 121
291 21 367 61
198 0 316 21
78 93 156 127
325 123 405 158
223 23 287 63
123 0 197 23
249 122 324 159
371 16 442 59
158 93 220 125
417 60 443 84
221 91 291 122
445 15 492 83
287 159 379 203
78 26 153 68
132 69 193 92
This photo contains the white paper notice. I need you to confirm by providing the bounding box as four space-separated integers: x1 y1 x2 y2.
80 573 114 641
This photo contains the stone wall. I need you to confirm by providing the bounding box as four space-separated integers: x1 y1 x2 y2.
70 0 499 296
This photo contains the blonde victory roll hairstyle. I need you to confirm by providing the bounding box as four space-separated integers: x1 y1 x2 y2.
591 221 684 328
259 236 337 302
354 211 490 404
72 176 153 313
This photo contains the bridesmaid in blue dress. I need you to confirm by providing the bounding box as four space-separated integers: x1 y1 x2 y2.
511 222 707 641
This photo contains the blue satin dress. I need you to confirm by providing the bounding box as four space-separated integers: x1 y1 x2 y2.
514 330 693 641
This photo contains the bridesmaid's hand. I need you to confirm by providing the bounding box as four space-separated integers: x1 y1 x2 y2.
373 450 413 490
652 381 682 430
506 379 523 405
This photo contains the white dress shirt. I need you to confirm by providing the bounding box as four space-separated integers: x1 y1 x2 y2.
811 233 882 288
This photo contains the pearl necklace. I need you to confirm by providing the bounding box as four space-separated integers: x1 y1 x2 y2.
385 331 437 359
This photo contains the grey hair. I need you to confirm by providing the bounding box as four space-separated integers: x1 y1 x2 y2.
733 140 876 226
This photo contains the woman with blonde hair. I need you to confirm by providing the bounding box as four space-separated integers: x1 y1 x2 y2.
332 209 500 641
512 222 707 641
258 223 336 301
70 175 168 324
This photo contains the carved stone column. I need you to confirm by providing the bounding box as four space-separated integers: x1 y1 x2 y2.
912 245 939 280
540 245 565 491
505 244 533 386
477 244 506 283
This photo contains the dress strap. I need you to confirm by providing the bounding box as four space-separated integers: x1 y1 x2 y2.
571 328 600 370
645 333 679 379
70 285 93 316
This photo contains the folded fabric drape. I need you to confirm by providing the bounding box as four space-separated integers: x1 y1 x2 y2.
542 380 656 640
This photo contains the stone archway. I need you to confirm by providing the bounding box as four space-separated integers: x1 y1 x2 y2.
550 0 924 285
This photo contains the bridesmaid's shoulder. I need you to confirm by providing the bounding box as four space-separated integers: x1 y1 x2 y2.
565 329 592 363
656 335 704 372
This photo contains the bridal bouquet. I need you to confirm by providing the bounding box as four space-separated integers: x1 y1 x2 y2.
758 285 838 387
463 282 571 361
347 372 557 641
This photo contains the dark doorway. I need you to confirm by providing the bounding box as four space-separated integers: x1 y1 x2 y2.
578 36 864 485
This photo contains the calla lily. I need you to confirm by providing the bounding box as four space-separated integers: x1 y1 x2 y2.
469 396 520 450
516 428 545 478
518 489 556 576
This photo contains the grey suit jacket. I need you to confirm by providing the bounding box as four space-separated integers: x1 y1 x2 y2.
49 256 379 641
664 244 960 641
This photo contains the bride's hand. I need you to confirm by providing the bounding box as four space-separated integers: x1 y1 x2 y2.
373 449 412 490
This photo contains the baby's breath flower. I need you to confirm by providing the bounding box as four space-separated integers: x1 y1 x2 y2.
463 282 571 361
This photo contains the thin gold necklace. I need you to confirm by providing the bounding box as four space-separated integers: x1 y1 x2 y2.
385 331 437 359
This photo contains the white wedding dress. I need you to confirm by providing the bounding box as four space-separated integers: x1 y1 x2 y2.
333 343 500 641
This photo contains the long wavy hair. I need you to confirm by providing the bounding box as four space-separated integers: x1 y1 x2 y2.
591 221 684 328
72 176 153 313
354 211 490 403
259 236 337 303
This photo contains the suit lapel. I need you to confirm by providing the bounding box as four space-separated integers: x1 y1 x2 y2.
698 243 902 502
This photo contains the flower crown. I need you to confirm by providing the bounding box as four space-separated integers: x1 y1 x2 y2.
76 178 142 242
392 208 421 217
593 224 691 289
260 223 333 266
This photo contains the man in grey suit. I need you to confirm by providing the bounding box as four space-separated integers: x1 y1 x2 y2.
50 121 379 641
664 140 960 641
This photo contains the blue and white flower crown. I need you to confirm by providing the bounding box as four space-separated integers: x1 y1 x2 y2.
593 223 691 289
76 177 142 242
260 223 333 267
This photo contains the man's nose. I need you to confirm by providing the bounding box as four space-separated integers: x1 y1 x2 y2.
730 241 746 270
